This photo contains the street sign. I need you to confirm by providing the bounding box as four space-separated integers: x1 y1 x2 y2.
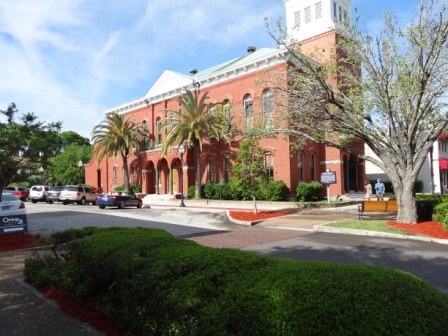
320 169 337 185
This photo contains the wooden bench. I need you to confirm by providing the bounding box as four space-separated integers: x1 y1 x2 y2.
358 200 398 220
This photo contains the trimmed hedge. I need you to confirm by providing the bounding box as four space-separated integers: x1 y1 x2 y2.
25 227 448 336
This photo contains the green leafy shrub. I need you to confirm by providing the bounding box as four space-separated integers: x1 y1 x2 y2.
296 181 323 202
115 185 141 195
434 203 448 227
228 177 252 200
25 227 448 336
256 178 288 201
188 185 195 199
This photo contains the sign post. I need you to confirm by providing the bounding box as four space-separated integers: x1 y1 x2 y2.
320 169 337 206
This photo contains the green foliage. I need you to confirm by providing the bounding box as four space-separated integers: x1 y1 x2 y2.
228 177 253 200
188 185 196 199
296 181 323 202
115 185 141 195
414 180 424 193
25 227 448 336
433 203 448 226
0 103 62 197
49 143 92 185
256 178 288 201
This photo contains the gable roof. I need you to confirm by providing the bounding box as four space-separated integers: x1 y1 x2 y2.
106 47 286 115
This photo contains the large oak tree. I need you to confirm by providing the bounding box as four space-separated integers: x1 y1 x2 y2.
264 0 448 223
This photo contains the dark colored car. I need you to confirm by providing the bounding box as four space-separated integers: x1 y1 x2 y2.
95 194 143 209
4 186 30 202
46 186 64 204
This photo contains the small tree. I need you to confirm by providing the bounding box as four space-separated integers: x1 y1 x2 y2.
233 138 267 213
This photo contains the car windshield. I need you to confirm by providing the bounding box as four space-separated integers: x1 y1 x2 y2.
32 186 43 191
2 193 18 201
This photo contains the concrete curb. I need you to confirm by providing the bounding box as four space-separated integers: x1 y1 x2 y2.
314 225 448 245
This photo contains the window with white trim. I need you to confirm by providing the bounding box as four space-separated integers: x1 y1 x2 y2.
243 94 253 128
262 89 273 128
223 156 233 182
264 152 274 178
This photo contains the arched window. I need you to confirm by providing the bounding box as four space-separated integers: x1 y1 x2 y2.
310 153 316 181
262 89 272 127
207 157 216 183
113 167 118 186
207 103 215 115
243 94 253 128
156 117 162 146
264 152 274 178
298 151 305 181
130 164 137 185
223 156 233 182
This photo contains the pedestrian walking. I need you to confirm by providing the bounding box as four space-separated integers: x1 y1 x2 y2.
374 179 385 201
364 180 372 201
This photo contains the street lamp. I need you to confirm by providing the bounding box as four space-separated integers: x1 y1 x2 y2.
38 167 44 184
39 151 43 159
179 144 185 207
78 160 83 185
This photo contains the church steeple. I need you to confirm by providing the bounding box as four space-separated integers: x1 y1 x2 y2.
284 0 351 42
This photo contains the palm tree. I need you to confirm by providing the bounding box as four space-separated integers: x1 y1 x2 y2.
160 89 227 199
91 112 143 193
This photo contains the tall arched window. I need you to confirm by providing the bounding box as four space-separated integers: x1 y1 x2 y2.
262 89 272 127
310 153 316 181
298 151 305 181
113 167 118 186
264 152 274 178
223 156 233 182
156 117 162 146
207 157 216 183
243 94 253 128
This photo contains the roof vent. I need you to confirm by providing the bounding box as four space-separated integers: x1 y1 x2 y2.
247 46 256 54
190 69 198 75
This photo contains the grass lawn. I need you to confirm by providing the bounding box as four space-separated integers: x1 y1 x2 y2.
325 220 416 235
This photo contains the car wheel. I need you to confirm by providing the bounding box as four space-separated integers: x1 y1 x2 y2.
49 200 54 204
24 196 30 202
78 197 86 205
63 201 68 205
137 200 143 208
99 205 106 209
32 200 37 204
118 201 125 209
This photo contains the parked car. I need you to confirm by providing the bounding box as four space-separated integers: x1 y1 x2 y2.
0 192 27 234
95 194 143 209
46 186 64 204
29 185 50 203
1 193 26 215
60 185 97 205
4 186 30 202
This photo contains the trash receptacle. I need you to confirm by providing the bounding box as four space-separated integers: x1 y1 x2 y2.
416 200 434 221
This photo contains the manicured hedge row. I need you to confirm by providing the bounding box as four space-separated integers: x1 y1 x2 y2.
25 227 448 336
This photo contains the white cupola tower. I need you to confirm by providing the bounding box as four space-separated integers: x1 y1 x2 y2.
284 0 351 42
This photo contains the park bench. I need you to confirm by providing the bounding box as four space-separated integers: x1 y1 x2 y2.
358 200 398 220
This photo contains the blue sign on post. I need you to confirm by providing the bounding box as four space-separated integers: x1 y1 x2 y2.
320 169 337 185
320 169 337 205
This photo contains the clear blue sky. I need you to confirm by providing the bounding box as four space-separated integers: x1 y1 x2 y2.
0 0 419 139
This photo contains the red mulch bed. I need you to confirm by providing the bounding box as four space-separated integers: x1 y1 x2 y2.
3 214 446 336
387 220 448 239
229 210 294 221
0 232 50 252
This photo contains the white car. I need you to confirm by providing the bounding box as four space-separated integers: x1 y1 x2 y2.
29 185 50 203
0 193 27 234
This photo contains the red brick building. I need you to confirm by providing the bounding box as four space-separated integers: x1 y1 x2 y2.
85 0 364 199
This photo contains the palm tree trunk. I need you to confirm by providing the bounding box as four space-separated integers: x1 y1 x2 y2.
122 155 130 193
194 145 202 199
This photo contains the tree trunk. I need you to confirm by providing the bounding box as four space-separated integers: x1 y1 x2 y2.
122 155 130 193
194 145 202 199
393 177 418 224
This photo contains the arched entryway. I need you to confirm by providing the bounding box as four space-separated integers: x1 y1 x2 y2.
343 154 362 192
